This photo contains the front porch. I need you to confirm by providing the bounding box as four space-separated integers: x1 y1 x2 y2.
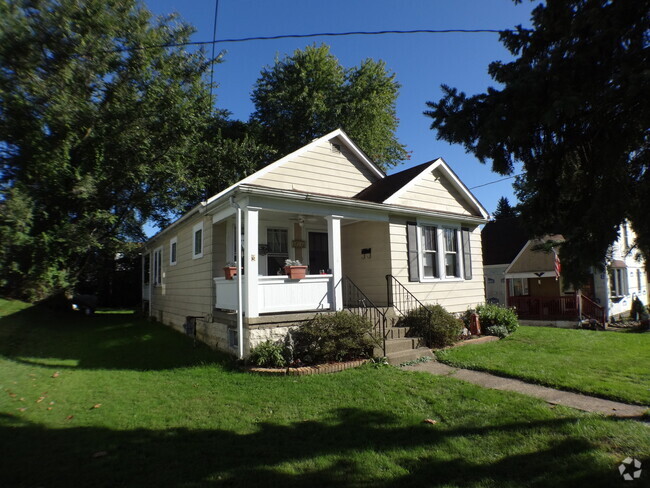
214 274 333 314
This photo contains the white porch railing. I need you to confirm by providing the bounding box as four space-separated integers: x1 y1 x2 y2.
214 275 333 314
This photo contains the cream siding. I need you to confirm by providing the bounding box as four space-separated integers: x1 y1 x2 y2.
147 212 214 330
392 168 477 216
508 241 555 274
388 217 485 313
253 137 379 197
341 221 392 305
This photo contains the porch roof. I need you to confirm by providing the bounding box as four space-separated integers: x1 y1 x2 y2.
207 183 489 226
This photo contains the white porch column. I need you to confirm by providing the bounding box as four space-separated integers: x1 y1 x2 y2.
244 206 260 318
326 215 343 311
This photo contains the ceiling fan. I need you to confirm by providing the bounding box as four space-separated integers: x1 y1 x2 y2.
288 215 319 226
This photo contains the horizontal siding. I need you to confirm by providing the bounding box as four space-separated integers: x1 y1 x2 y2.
508 241 554 273
253 138 378 197
393 169 476 216
147 213 214 327
341 221 392 305
388 219 485 313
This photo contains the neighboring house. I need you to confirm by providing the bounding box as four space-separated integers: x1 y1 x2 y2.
482 218 529 306
482 219 647 326
142 129 489 358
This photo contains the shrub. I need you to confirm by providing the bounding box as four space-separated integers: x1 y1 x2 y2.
475 303 519 334
401 305 463 348
293 311 375 364
248 340 287 368
486 325 510 338
630 297 649 321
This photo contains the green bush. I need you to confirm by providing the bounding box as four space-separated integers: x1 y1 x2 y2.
630 297 649 321
486 325 510 338
293 311 375 364
248 340 287 368
475 303 519 334
401 305 462 348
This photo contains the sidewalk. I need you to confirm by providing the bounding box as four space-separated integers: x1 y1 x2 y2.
402 360 649 418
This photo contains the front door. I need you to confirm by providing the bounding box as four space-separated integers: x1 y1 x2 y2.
308 232 329 274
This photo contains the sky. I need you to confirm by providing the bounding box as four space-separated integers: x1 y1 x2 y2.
147 0 536 217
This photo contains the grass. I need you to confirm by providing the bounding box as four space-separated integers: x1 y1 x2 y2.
436 326 650 406
1 298 649 487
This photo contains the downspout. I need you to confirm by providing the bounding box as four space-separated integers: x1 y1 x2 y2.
148 249 152 317
230 195 244 360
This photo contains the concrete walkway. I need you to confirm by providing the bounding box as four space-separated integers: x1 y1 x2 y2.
403 360 649 418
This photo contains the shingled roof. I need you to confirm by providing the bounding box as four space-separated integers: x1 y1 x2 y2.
481 217 530 266
353 161 433 203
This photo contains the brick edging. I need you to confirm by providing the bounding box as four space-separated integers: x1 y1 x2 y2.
246 359 370 376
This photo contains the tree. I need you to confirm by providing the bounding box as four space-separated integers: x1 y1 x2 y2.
492 197 518 220
250 44 408 171
0 0 218 299
425 0 649 286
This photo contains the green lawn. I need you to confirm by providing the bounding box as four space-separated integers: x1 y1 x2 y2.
1 299 649 487
436 326 650 406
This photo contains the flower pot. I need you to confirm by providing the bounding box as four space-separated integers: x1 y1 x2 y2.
284 265 307 280
224 266 237 280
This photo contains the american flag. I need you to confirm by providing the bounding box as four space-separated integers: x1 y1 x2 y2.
553 249 561 281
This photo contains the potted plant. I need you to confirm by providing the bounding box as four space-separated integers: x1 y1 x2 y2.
284 259 307 279
224 261 237 280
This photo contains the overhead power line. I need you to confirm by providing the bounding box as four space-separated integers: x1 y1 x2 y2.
92 28 506 55
469 174 521 190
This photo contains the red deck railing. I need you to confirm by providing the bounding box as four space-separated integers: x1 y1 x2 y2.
580 294 606 324
508 295 579 321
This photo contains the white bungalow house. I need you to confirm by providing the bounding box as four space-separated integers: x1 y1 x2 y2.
482 218 647 327
142 129 489 359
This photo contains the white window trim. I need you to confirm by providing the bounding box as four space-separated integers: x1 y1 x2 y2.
417 222 465 283
193 221 204 259
169 236 178 266
153 246 163 285
610 268 628 298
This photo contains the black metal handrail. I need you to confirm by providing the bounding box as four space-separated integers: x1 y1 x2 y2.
386 274 432 317
342 276 387 355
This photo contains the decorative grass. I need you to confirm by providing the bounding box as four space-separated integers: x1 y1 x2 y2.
437 326 650 405
1 299 649 487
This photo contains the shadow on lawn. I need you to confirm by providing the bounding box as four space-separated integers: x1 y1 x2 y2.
0 409 628 488
0 304 234 371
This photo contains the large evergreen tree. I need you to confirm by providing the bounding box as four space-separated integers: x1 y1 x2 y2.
0 0 218 299
251 44 408 171
425 0 649 286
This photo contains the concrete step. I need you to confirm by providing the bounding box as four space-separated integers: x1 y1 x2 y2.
385 326 411 339
386 347 433 365
383 337 422 355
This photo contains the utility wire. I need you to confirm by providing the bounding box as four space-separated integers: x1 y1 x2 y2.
469 174 521 190
90 28 506 55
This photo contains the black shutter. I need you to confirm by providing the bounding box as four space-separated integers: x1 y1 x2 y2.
461 227 472 280
406 221 419 282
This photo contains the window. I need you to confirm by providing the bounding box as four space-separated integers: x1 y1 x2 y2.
509 278 529 296
143 254 151 285
408 222 471 282
169 237 177 266
266 228 288 275
193 222 203 259
609 268 628 297
637 269 643 291
421 225 439 278
443 228 459 278
153 247 163 285
228 328 238 348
